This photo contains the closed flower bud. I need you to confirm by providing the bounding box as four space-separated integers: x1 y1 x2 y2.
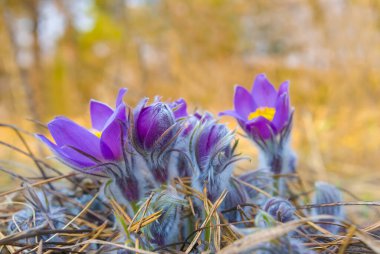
196 121 231 172
311 181 345 234
262 197 295 223
141 190 184 246
191 117 236 202
135 101 177 152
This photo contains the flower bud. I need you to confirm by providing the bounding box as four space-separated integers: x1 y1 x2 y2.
311 181 344 234
135 102 176 152
263 197 295 223
196 121 231 172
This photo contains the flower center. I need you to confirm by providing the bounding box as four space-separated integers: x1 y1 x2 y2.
93 130 102 138
248 107 276 121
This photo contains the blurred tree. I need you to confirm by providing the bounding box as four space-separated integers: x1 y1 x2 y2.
0 0 380 198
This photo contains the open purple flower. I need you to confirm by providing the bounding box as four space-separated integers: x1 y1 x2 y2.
220 73 291 140
36 88 128 175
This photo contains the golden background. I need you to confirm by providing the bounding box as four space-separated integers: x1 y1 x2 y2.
0 0 379 207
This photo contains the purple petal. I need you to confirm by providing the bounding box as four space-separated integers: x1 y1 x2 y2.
246 116 275 140
36 134 96 168
197 125 217 162
170 98 188 119
272 93 290 132
218 110 245 121
251 74 277 107
116 88 128 107
219 110 247 130
48 117 103 160
194 112 202 120
103 102 127 128
90 100 114 131
234 85 256 119
277 81 290 97
60 146 100 166
100 103 127 160
133 97 149 121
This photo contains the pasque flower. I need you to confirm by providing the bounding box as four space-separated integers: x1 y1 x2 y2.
133 98 185 183
220 74 296 197
196 121 231 172
311 181 345 234
190 115 237 202
36 88 128 175
141 189 184 246
220 73 291 140
38 89 146 203
263 197 295 223
134 100 178 152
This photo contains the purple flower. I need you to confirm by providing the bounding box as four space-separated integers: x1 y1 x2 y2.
190 117 236 202
220 74 291 140
142 190 183 246
172 112 216 179
195 121 231 172
134 100 177 152
36 88 128 175
311 181 344 234
262 197 295 223
133 99 182 183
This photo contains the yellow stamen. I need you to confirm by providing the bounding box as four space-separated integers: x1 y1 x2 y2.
93 131 102 138
248 107 276 121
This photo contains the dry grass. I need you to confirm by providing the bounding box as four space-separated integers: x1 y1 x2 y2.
0 124 378 253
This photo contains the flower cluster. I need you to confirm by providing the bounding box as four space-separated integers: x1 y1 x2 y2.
37 87 245 246
33 74 346 252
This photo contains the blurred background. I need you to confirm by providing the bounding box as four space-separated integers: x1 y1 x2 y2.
0 0 379 207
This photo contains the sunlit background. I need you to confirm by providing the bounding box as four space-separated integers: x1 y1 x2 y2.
1 0 380 208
